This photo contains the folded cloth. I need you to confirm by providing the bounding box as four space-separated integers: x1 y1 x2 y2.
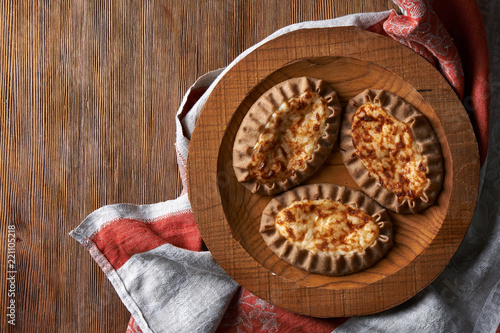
70 1 498 332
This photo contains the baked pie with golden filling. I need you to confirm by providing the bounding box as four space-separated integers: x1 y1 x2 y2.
233 77 342 195
340 89 444 213
260 183 393 276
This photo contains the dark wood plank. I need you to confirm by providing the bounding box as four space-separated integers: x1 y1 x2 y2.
0 1 394 331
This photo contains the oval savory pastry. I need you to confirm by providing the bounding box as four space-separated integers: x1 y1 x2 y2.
233 77 342 195
260 184 393 276
340 89 444 213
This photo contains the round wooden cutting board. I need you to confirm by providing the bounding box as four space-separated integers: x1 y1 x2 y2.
187 27 479 317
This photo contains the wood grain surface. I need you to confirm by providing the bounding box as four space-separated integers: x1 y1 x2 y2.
187 27 479 317
0 1 396 331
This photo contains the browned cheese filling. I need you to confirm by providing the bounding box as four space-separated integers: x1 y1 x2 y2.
351 102 429 202
248 90 329 184
275 199 380 255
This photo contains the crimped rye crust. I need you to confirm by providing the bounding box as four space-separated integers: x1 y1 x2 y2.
233 77 342 195
340 89 444 214
260 183 393 276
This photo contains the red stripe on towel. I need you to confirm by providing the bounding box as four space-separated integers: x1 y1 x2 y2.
92 210 201 270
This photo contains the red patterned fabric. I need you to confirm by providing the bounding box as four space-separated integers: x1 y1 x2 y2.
217 289 349 332
384 1 465 97
127 316 142 333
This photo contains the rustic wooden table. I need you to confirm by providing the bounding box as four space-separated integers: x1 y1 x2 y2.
0 1 395 331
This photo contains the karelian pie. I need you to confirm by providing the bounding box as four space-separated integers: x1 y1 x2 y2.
233 77 342 195
340 89 444 213
260 183 393 276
